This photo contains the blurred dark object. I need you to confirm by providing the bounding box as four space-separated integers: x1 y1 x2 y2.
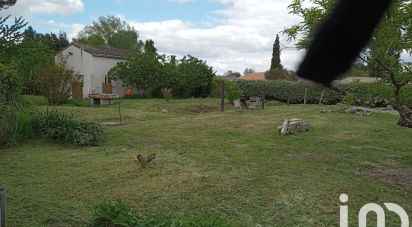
297 0 392 86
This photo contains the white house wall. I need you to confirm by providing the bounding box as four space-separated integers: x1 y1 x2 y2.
56 45 127 98
91 57 126 97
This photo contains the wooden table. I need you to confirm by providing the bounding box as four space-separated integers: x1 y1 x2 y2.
88 94 118 106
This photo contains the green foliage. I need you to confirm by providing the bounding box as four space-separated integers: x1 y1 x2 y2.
224 70 241 78
110 47 215 98
283 0 337 49
339 81 412 108
0 63 21 105
0 16 28 64
212 77 244 102
178 55 215 98
92 200 143 227
270 35 283 70
0 105 33 148
92 200 231 227
237 80 342 104
0 63 26 148
75 15 141 50
37 62 80 105
31 109 104 146
265 68 297 81
109 50 163 94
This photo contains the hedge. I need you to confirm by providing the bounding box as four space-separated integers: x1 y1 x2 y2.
236 80 342 104
236 80 412 108
336 81 412 108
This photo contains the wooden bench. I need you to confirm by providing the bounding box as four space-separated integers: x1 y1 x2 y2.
88 94 118 106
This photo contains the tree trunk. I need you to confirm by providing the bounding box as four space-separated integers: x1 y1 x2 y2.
394 104 412 128
393 86 412 128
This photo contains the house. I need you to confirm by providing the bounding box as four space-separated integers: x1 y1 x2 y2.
56 43 129 99
238 72 267 81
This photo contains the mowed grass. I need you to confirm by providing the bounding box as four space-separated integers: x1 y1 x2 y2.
1 97 412 226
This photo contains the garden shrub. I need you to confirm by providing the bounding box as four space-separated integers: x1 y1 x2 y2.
31 110 103 146
236 80 342 104
0 105 34 148
92 200 231 227
0 64 31 148
212 77 244 102
338 81 412 108
37 62 81 106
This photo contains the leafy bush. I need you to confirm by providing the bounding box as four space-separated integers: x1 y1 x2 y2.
37 62 81 106
212 78 244 102
237 80 342 104
0 106 33 148
110 51 215 98
31 110 103 146
92 200 231 227
0 64 30 148
0 64 22 105
338 81 412 108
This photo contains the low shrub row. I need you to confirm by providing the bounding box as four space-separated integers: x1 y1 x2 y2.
236 80 412 108
31 109 104 146
336 81 412 108
92 200 231 227
236 80 342 104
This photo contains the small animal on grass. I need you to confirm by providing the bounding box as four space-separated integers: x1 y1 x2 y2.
134 153 156 168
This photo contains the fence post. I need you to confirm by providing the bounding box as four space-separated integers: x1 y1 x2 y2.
118 100 122 125
319 91 325 105
304 88 308 104
0 188 5 227
262 93 265 110
220 80 225 112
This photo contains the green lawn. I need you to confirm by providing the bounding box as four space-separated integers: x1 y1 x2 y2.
1 97 412 226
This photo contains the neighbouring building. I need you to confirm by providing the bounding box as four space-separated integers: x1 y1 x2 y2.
238 72 267 81
56 43 129 99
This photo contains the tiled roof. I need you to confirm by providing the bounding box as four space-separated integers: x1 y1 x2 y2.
238 72 267 81
72 43 130 60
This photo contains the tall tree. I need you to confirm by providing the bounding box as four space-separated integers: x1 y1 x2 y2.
12 26 55 94
284 0 412 127
0 0 16 10
270 35 283 70
0 16 27 64
75 15 141 50
144 39 157 54
369 0 412 127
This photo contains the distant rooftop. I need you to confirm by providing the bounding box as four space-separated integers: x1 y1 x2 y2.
72 43 130 60
238 72 266 81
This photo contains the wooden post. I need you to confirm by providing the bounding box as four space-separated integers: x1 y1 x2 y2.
0 188 5 227
319 91 325 105
304 88 308 104
118 100 122 124
262 94 265 110
220 80 225 112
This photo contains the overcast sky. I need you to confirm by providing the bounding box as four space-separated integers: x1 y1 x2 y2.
0 0 306 74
